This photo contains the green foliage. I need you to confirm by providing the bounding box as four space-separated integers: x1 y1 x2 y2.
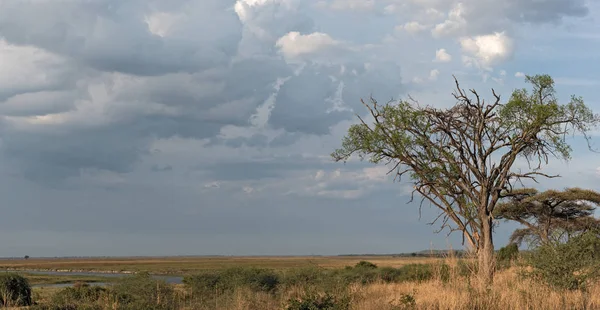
30 304 101 310
527 230 600 290
184 267 280 295
185 263 444 300
0 273 32 306
282 266 327 287
392 292 417 310
497 243 519 262
378 264 434 283
354 261 378 269
285 293 350 310
111 272 175 310
50 283 106 305
496 188 600 247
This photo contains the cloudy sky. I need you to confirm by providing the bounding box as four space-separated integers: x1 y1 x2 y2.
0 0 599 257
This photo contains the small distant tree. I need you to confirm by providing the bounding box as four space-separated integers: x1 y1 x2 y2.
495 188 600 247
496 243 519 263
332 74 599 285
23 256 29 260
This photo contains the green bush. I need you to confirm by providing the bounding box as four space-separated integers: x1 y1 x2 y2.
354 261 378 269
0 273 32 306
285 293 350 310
185 267 280 296
51 284 106 304
527 230 600 290
497 243 519 262
282 267 326 287
111 272 176 310
378 264 434 283
30 305 101 310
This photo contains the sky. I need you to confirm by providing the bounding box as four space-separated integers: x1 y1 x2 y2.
0 0 599 257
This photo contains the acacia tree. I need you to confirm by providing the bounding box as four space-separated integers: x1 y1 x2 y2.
495 188 600 247
332 74 598 284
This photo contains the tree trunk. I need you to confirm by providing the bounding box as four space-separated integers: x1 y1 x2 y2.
477 216 495 287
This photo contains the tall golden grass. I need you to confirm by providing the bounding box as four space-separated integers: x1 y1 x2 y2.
174 256 599 310
27 256 600 309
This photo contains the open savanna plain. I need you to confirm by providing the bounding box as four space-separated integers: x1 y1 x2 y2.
1 255 599 309
0 255 439 275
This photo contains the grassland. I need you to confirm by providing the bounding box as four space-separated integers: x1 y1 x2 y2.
0 255 440 274
1 255 594 309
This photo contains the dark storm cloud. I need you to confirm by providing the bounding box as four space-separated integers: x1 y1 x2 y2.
0 0 241 76
504 0 589 24
0 91 78 117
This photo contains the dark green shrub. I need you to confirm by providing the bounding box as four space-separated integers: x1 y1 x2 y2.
0 273 32 306
283 267 326 287
354 261 377 269
456 260 476 277
378 264 434 283
390 292 417 309
182 272 222 296
285 293 350 310
185 267 280 295
30 303 102 310
51 284 106 304
332 267 379 285
527 230 600 290
497 243 519 262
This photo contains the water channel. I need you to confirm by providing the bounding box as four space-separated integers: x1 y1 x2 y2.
20 271 184 288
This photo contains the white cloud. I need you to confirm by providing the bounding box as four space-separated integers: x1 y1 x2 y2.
412 77 424 84
249 76 292 128
399 21 430 34
144 12 182 37
460 32 514 69
314 170 325 180
434 48 452 62
432 3 467 37
328 0 375 11
204 181 221 189
275 31 341 61
515 71 525 77
0 40 69 97
429 69 440 81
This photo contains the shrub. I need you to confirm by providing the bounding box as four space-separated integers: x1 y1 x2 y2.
497 243 519 262
51 284 106 304
183 272 222 296
354 261 377 269
111 272 176 310
390 292 417 310
0 273 32 306
185 267 281 296
282 267 326 287
378 264 434 283
30 305 101 310
285 293 350 310
527 230 600 290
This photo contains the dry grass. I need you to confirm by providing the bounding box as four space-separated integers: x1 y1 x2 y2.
177 262 600 310
18 256 600 309
346 267 600 310
0 256 440 274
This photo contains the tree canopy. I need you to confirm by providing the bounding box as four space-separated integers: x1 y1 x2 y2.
495 188 600 247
